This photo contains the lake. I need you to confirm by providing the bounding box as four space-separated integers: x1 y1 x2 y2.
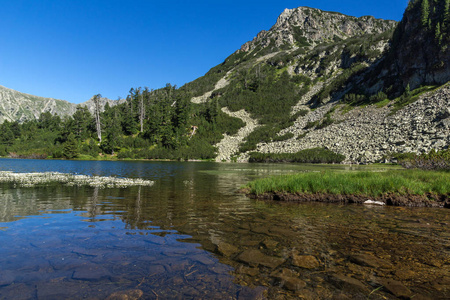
0 158 448 299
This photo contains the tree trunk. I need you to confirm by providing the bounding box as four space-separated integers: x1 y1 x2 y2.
139 93 145 133
93 94 102 143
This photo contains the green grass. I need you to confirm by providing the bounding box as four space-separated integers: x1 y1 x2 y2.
375 98 390 108
245 170 450 197
339 104 355 115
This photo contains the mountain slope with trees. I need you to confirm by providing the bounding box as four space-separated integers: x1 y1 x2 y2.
1 1 449 163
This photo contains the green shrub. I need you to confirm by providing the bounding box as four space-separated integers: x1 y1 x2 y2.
248 148 345 163
399 149 450 171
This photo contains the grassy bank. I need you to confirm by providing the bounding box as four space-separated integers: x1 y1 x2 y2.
244 170 449 207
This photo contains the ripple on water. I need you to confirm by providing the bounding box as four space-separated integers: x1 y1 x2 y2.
0 160 448 299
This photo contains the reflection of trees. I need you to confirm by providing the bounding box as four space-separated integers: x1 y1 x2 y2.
0 185 76 222
86 186 100 221
124 186 141 229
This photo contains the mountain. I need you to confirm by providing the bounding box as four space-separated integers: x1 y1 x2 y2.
0 85 122 123
240 7 396 53
2 3 449 163
0 85 75 123
183 3 449 163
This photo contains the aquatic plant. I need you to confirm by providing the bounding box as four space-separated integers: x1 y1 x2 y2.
0 171 154 188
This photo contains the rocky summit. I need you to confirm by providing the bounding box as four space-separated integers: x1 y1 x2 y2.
240 7 396 52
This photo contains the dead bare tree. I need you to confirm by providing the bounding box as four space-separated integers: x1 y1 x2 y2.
93 94 102 143
139 90 145 133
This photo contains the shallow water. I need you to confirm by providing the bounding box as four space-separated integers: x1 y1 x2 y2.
0 159 448 299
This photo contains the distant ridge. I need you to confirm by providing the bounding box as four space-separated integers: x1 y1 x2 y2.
0 85 123 123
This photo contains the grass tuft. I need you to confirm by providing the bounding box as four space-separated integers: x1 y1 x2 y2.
245 170 450 197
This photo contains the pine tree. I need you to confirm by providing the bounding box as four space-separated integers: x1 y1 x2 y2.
422 0 430 27
405 83 411 98
435 22 442 43
445 0 450 25
72 106 92 140
63 133 78 159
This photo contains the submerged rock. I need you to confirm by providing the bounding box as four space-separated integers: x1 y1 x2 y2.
379 279 412 299
0 271 14 286
292 254 320 269
349 254 393 269
216 241 239 257
236 265 260 276
237 286 266 300
270 268 307 291
106 289 144 300
72 264 111 281
328 274 369 293
237 249 285 268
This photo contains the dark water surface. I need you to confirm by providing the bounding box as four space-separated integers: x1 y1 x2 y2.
0 159 448 299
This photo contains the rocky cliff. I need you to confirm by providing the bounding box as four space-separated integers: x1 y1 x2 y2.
363 0 450 95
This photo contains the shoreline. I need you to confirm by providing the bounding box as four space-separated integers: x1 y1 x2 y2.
245 191 449 208
242 170 450 209
0 156 214 163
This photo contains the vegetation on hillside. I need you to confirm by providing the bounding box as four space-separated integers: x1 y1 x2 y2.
248 148 345 163
0 2 448 162
0 84 245 160
398 149 450 171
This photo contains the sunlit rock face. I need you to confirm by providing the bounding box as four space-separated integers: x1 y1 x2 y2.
240 7 396 53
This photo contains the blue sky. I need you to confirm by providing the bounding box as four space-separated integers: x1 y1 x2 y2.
0 0 409 104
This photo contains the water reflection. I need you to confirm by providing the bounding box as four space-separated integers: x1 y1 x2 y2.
0 185 264 299
0 159 448 299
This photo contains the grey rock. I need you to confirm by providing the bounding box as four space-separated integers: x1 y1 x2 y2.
253 84 450 164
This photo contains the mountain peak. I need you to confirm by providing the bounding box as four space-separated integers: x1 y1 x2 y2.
240 6 396 54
